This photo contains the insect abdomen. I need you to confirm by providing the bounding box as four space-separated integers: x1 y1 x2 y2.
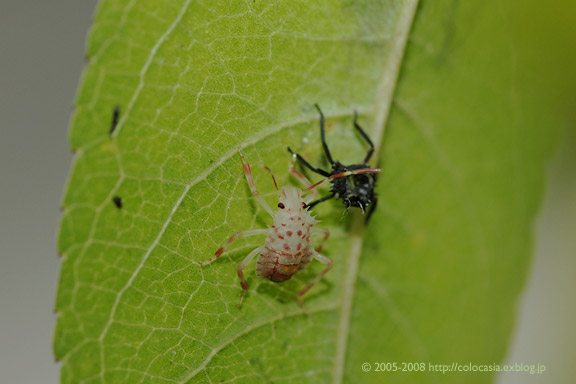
256 243 313 282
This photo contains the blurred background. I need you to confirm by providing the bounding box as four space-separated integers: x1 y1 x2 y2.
0 1 573 383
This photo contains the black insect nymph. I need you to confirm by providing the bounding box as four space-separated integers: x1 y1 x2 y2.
288 104 380 221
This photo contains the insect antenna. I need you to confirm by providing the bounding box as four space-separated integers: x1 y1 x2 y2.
263 165 279 191
304 167 382 194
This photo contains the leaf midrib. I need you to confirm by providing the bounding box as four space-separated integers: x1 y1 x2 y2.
332 2 420 383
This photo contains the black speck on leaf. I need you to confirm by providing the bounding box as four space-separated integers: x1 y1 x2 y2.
112 196 122 209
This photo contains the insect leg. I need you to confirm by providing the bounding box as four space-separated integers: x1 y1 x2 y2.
287 147 330 177
314 104 335 164
297 252 333 306
306 192 336 209
201 229 267 266
353 111 375 163
311 228 330 253
365 194 378 223
237 246 265 308
239 150 274 216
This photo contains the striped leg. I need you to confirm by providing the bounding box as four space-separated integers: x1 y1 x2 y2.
237 246 265 308
297 252 333 306
202 229 267 266
311 227 330 253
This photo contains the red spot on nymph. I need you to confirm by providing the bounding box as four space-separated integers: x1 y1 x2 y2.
281 223 286 227
286 231 293 237
297 243 302 251
297 230 302 236
278 235 284 240
283 244 290 251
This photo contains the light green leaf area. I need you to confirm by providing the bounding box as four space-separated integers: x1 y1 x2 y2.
55 1 562 383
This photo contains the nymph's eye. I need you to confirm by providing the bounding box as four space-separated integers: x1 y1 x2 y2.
301 202 307 209
278 203 285 209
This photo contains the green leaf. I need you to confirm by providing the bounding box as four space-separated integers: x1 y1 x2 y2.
55 1 565 383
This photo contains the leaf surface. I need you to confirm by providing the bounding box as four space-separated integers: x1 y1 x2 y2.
55 1 562 383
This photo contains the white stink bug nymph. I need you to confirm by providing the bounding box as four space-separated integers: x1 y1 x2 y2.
201 150 380 307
